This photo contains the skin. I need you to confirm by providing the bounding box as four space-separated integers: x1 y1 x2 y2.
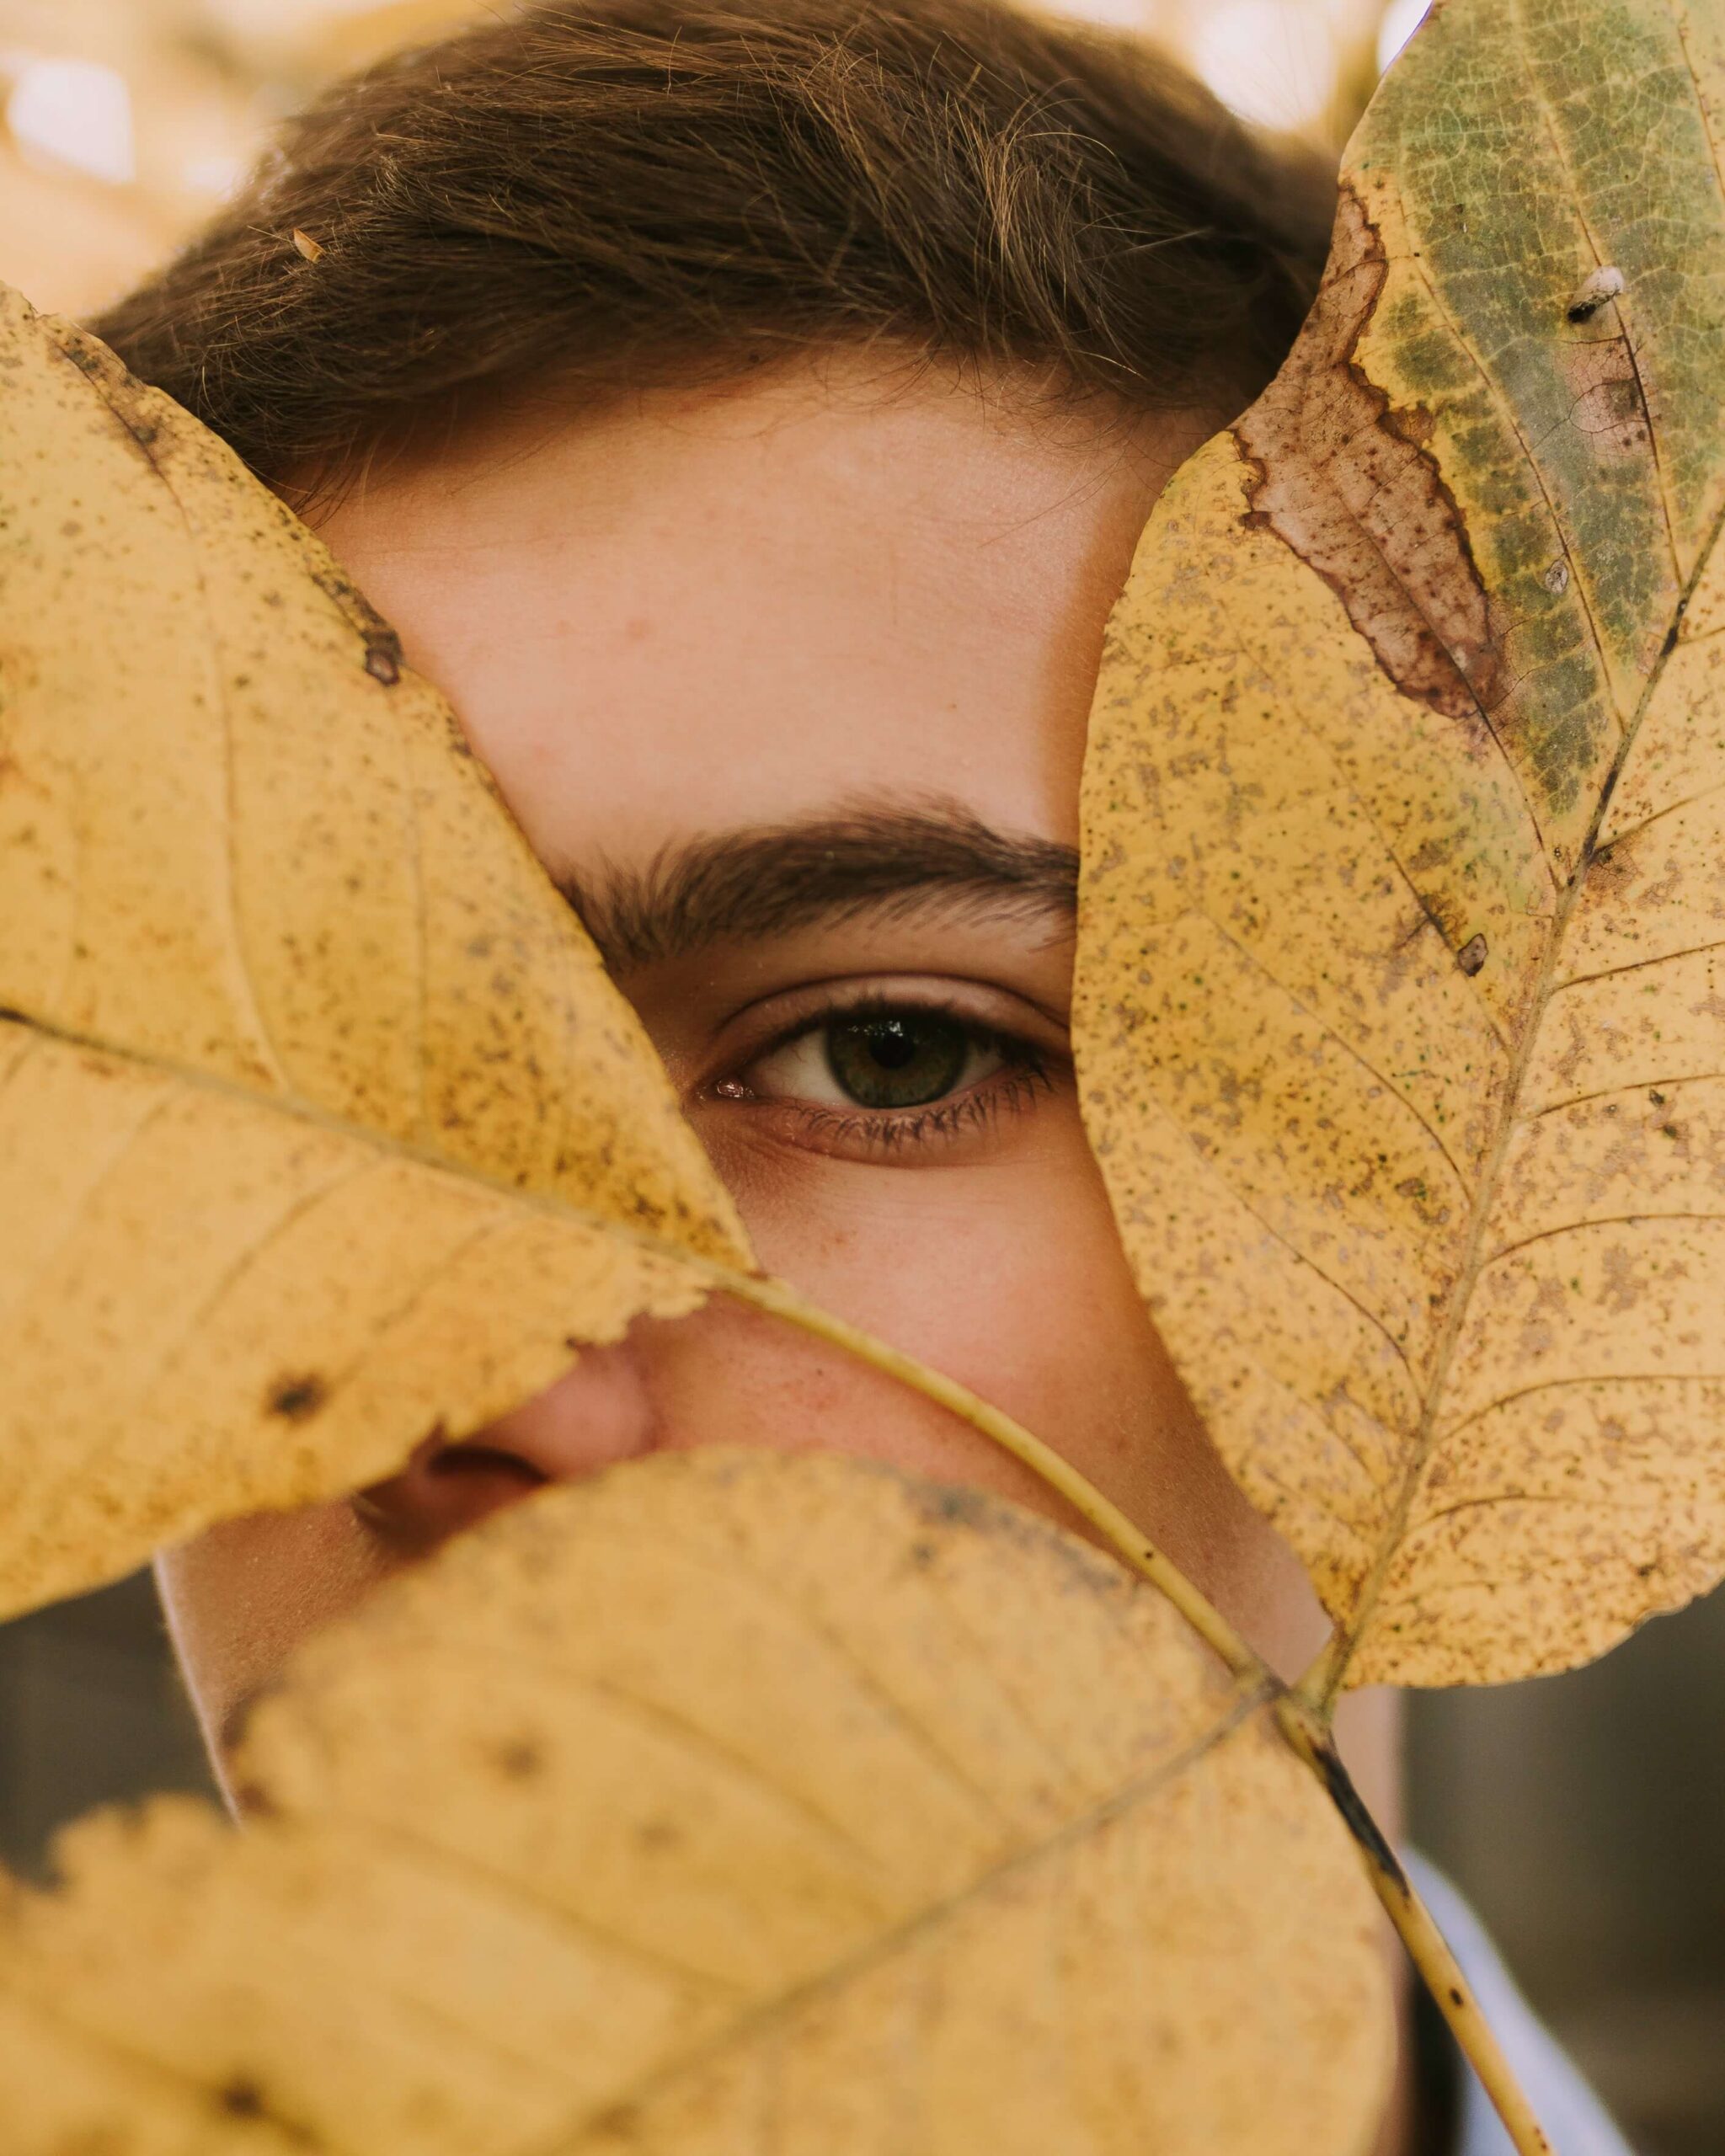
156 352 1408 2140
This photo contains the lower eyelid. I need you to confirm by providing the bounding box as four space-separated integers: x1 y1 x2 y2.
774 1065 1056 1157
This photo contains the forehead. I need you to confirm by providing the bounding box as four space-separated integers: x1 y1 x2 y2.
312 360 1196 879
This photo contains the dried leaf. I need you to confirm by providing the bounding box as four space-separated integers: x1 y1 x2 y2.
0 1451 1392 2156
0 285 750 1619
1076 0 1725 1685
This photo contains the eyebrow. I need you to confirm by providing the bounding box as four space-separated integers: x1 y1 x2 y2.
562 801 1079 971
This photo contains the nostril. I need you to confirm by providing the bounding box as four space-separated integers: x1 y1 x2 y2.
353 1430 549 1554
351 1342 660 1556
426 1442 549 1491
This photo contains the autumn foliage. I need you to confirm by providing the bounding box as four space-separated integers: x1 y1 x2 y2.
3 2 1723 2149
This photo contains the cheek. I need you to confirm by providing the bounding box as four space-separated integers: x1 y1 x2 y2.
685 1107 1327 1665
156 1502 396 1764
159 1107 1327 1754
708 1107 1170 1436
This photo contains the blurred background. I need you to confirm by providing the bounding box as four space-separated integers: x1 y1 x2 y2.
0 0 1429 316
0 2 1717 2150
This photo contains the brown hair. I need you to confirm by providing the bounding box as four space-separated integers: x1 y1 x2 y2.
93 0 1333 498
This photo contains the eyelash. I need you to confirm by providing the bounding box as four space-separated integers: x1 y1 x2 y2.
788 1064 1055 1155
714 995 1059 1156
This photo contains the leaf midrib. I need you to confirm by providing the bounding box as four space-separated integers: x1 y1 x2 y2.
508 1686 1273 2156
1314 328 1725 1708
0 1001 752 1295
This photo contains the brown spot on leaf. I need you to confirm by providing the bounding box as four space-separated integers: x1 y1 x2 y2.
494 1738 544 1781
1457 934 1487 977
1563 336 1651 464
363 637 401 686
308 563 407 686
1233 184 1499 724
1387 403 1435 447
215 2076 314 2147
266 1373 327 1422
916 1484 987 1529
1580 838 1634 896
1566 265 1624 323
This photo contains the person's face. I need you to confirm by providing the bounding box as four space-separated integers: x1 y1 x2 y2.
157 357 1371 1789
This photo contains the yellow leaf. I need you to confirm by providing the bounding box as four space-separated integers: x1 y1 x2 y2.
1076 0 1725 1687
0 283 750 1619
0 1451 1393 2156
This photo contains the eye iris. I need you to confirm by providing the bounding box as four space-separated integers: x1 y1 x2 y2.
825 1015 969 1108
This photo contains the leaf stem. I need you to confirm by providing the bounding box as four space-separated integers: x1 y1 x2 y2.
720 1267 1556 2156
1272 1697 1555 2156
720 1270 1268 1688
1292 1627 1353 1714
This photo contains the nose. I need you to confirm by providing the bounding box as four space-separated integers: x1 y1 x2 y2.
353 1340 660 1553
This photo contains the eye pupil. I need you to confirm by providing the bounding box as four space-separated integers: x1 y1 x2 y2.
825 1014 968 1107
863 1020 918 1071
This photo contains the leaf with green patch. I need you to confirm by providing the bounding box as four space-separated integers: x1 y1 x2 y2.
1076 0 1725 1688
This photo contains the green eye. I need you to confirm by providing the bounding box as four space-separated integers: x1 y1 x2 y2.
731 1003 1017 1121
823 1013 970 1109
